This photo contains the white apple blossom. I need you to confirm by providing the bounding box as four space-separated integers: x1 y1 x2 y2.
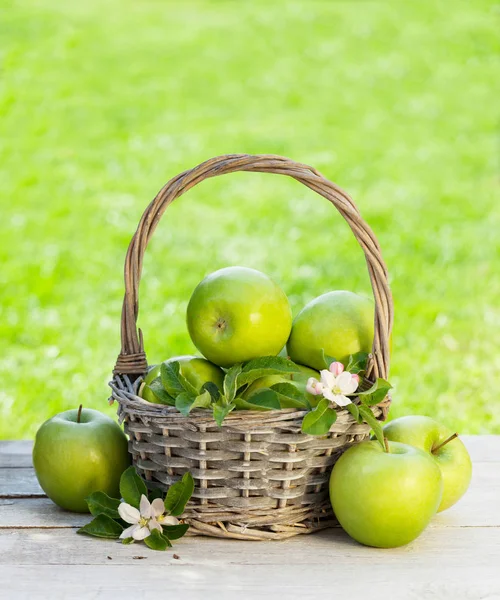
118 494 179 541
306 361 359 407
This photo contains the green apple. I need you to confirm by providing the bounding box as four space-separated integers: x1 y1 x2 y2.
186 267 292 368
330 440 443 548
141 356 224 403
383 416 472 512
33 407 130 513
287 290 374 370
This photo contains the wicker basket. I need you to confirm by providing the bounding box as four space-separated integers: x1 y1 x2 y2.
109 154 393 541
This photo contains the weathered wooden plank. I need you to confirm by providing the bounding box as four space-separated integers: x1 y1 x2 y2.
0 498 85 528
0 468 44 497
0 528 499 600
0 440 33 468
1 457 498 529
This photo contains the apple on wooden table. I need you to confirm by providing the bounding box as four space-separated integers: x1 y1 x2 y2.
383 415 472 512
329 440 443 548
33 406 130 513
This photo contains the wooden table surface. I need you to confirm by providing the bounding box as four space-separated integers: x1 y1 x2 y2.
1 437 499 600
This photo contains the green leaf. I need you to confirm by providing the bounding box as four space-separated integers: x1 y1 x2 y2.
201 381 220 402
301 398 337 436
121 537 134 545
175 392 196 416
345 352 370 375
213 401 236 426
358 378 392 406
319 349 337 370
161 361 198 397
77 514 123 539
237 356 300 388
144 529 172 550
270 382 309 409
86 491 120 519
120 466 148 508
233 396 275 411
359 404 385 450
193 390 213 410
164 472 195 517
240 389 281 410
346 402 362 423
148 378 176 406
223 364 243 402
162 523 189 540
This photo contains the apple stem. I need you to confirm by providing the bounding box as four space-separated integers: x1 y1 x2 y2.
432 432 458 453
383 436 390 453
77 404 83 424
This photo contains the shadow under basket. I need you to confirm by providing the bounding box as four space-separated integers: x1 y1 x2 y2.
109 154 394 541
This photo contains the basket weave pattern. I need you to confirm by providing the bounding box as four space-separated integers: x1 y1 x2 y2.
110 154 393 541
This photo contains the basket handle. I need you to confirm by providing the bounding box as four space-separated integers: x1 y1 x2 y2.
114 154 393 380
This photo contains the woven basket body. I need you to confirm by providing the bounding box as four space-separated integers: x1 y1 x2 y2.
110 154 393 541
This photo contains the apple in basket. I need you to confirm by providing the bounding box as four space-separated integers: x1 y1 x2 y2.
186 266 292 368
383 416 472 512
33 407 130 513
141 355 224 404
287 290 374 370
329 440 443 548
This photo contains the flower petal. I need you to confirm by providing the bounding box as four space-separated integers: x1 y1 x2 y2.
334 394 352 407
161 515 180 526
329 361 344 377
139 494 151 519
320 370 335 389
343 375 359 395
120 524 138 539
306 377 322 395
148 518 162 532
132 526 151 540
336 371 354 394
322 388 337 402
118 502 140 525
151 497 165 518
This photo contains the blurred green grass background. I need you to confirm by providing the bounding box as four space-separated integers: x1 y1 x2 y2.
1 0 498 438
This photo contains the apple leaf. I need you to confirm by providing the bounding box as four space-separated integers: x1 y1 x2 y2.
148 378 176 406
238 389 281 410
358 404 385 450
201 381 220 402
77 514 123 539
162 523 189 540
233 396 273 411
192 390 213 410
358 378 392 406
213 400 236 426
120 466 148 508
223 364 242 402
164 473 194 517
236 356 300 388
319 349 337 370
121 537 134 545
270 382 309 409
175 392 196 416
301 398 337 435
346 402 362 424
345 352 370 375
144 529 172 551
161 362 198 397
86 491 120 519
